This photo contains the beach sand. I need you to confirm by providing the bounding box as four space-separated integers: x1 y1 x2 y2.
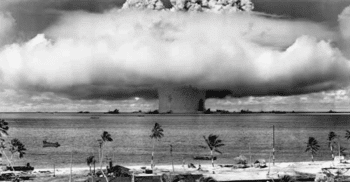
24 160 350 182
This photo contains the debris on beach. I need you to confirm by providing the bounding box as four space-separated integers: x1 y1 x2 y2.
6 163 34 172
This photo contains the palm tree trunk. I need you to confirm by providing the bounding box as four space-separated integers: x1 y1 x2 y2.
312 154 314 162
151 139 155 171
2 150 15 171
249 143 251 166
171 149 174 173
100 146 103 170
69 151 72 182
211 150 214 167
331 145 334 159
93 161 96 175
100 146 109 182
338 139 341 159
99 146 101 169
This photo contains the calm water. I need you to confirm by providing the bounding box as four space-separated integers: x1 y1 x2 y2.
0 112 349 168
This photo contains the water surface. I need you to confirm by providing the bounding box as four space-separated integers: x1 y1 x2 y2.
0 112 348 168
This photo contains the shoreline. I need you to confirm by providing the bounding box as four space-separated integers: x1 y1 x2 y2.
25 160 350 181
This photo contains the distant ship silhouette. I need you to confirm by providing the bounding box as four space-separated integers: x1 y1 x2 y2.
43 140 60 148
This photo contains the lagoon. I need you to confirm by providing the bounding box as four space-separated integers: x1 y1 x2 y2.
0 112 349 168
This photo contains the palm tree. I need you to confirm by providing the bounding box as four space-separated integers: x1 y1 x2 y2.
98 131 113 182
340 146 347 157
203 134 224 167
9 138 26 160
0 119 9 161
0 119 15 172
328 131 337 159
0 119 9 138
345 130 350 140
86 156 96 175
150 123 164 171
99 131 113 169
305 137 320 162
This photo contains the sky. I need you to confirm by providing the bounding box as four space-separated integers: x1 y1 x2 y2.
0 0 350 112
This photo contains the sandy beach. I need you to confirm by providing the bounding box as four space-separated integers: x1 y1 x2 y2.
22 160 350 182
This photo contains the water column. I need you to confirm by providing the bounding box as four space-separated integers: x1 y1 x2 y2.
158 85 206 113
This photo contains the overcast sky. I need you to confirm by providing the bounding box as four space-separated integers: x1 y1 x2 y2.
0 0 350 112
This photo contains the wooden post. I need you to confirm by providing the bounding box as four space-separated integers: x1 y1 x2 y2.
272 125 275 166
267 152 271 176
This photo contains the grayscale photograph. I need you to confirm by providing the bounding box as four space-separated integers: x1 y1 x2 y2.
0 0 350 181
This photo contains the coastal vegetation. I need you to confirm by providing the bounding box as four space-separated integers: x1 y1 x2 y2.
0 119 27 179
5 114 350 182
9 139 27 165
86 155 96 175
203 134 224 167
305 137 320 162
150 122 164 171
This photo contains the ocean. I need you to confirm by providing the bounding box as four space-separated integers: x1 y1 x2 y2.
0 112 349 168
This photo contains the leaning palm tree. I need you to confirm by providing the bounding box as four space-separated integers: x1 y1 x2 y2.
305 137 320 162
328 131 337 159
98 131 113 182
150 123 164 171
203 134 224 167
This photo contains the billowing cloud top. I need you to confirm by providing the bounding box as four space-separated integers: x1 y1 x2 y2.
0 1 350 102
122 0 253 12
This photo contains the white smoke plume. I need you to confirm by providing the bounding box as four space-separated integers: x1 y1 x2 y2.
0 7 349 100
339 6 350 58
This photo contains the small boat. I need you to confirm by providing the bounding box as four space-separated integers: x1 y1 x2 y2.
193 156 217 160
43 140 60 148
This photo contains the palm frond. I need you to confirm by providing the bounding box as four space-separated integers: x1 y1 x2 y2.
203 136 213 150
86 156 95 165
203 134 224 153
215 143 225 148
306 137 320 156
0 119 9 137
340 146 347 157
280 175 295 182
10 138 26 158
345 130 350 140
101 131 113 142
214 149 222 154
150 123 164 140
328 132 337 142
